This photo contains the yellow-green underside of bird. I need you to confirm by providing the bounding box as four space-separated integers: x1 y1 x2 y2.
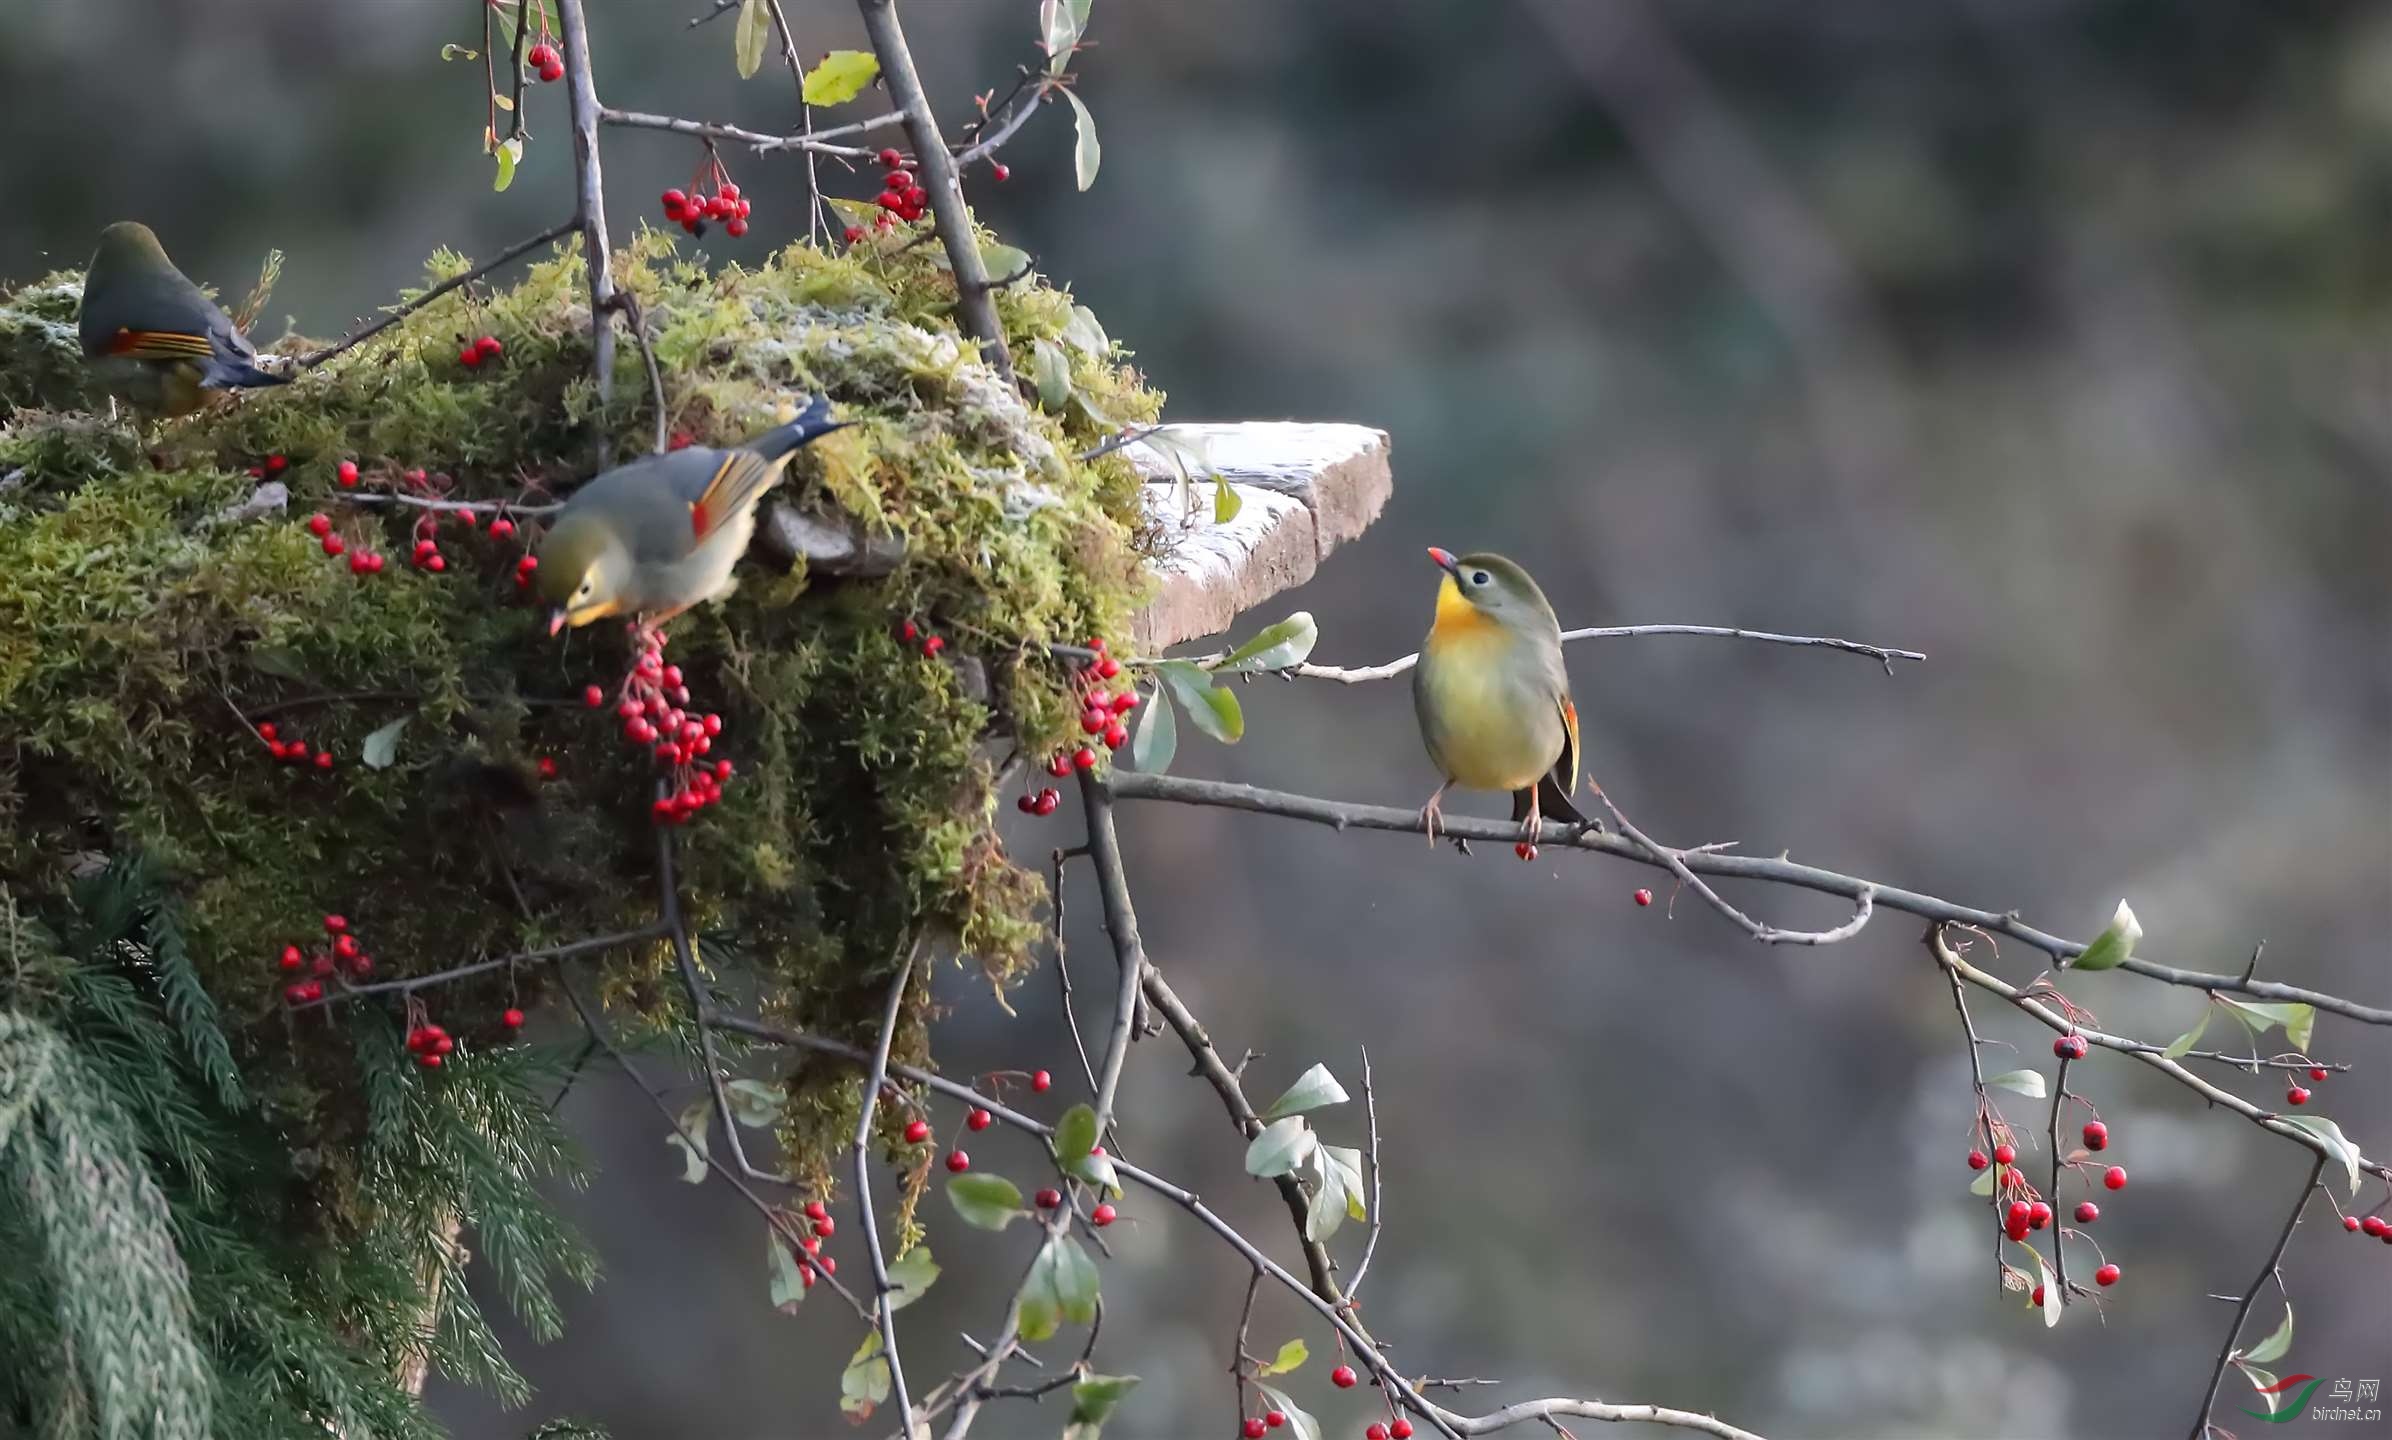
0 225 1164 1217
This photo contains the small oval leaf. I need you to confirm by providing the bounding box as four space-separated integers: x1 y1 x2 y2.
1260 1062 1349 1121
946 1172 1026 1229
801 49 881 105
1243 1116 1316 1178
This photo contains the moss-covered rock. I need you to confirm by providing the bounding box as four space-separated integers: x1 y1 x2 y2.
0 225 1161 1192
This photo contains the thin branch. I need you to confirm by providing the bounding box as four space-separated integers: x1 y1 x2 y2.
755 0 832 245
855 0 1014 380
1202 624 1927 684
346 493 561 517
296 221 574 368
2187 1156 2322 1440
952 76 1054 167
597 105 888 159
1348 1044 1385 1302
2046 1053 2074 1304
1050 847 1101 1095
294 924 669 1011
1075 769 1148 1135
853 948 920 1438
1591 786 1876 946
656 809 790 1187
608 291 671 454
555 0 618 466
1106 772 2392 1026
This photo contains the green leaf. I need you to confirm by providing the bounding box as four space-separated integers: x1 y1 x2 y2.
492 135 523 193
1256 1385 1320 1440
2241 1301 2293 1365
946 1172 1027 1229
361 716 410 770
1062 305 1110 356
1154 659 1243 743
2279 1114 2363 1195
840 1328 889 1418
2218 997 2317 1054
1128 682 1176 774
1244 1116 1316 1178
885 1244 940 1312
1213 473 1243 524
801 49 880 105
2236 1363 2282 1414
2069 899 2142 971
765 1226 807 1312
1063 87 1102 190
1222 612 1319 673
724 1078 784 1127
733 0 770 79
1968 1163 1998 1196
250 646 311 681
2036 1251 2062 1329
1305 1144 1367 1242
1018 1234 1100 1342
1039 0 1082 70
1984 1068 2047 1100
1256 1338 1307 1378
1032 339 1074 411
1048 1101 1118 1192
2162 1007 2212 1060
980 242 1033 281
666 1097 711 1184
1260 1062 1349 1121
439 43 480 61
1065 1373 1139 1435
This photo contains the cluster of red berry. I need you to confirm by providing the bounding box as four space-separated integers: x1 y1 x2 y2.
598 634 735 824
894 617 947 658
2285 1061 2327 1108
524 39 565 83
1019 639 1135 811
456 334 505 369
253 720 336 773
775 1198 843 1293
1966 1116 2130 1295
660 171 750 239
406 1020 456 1069
305 510 386 575
2349 1213 2392 1245
276 913 371 1006
872 149 929 226
245 452 291 481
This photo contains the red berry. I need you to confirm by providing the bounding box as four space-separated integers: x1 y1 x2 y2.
583 684 606 708
719 182 740 202
324 533 348 557
477 336 503 360
1391 1422 1413 1440
2361 1216 2388 1237
257 723 278 741
537 757 558 780
1103 722 1128 749
502 1008 526 1029
336 459 359 486
877 148 903 168
1633 888 1653 907
813 1215 835 1238
324 914 348 934
1331 1365 1357 1389
2054 1034 2087 1060
714 759 735 781
1033 788 1059 816
922 635 946 657
2286 1086 2310 1106
1110 691 1139 714
992 162 1010 181
885 170 913 190
517 553 538 572
1245 1422 1267 1440
427 553 445 572
264 453 287 474
1073 747 1096 771
1087 636 1108 652
2027 1200 2052 1230
1992 1143 2016 1166
1031 1069 1052 1093
2094 1263 2120 1287
843 225 865 243
904 1118 930 1144
1091 1202 1115 1226
1080 708 1107 735
2082 1121 2107 1151
1367 1427 1388 1440
433 1034 454 1056
663 188 687 212
458 344 481 367
2075 1201 2099 1224
1966 1149 1988 1171
367 553 385 573
1017 793 1037 813
2341 1215 2359 1232
420 1052 444 1069
966 1108 992 1132
1514 841 1538 861
1034 1188 1061 1210
334 934 359 959
277 944 303 971
1094 655 1121 680
2103 1166 2127 1191
2006 1201 2031 1228
2031 1283 2045 1306
311 954 336 978
905 186 928 208
877 190 905 211
944 1149 969 1173
1266 1414 1286 1431
726 218 748 238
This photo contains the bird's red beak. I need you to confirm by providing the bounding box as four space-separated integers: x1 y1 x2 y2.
547 609 568 637
1427 547 1462 578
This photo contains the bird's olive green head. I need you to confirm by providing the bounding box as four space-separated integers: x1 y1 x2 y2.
535 510 634 633
1427 547 1559 632
92 222 177 276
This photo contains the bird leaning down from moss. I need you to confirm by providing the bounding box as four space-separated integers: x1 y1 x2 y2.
535 395 848 639
75 221 289 418
1411 546 1593 846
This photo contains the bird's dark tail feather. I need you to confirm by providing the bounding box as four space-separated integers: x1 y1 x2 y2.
743 393 848 462
1513 775 1591 829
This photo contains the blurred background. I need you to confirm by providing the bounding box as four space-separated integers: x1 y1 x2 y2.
5 2 2388 1436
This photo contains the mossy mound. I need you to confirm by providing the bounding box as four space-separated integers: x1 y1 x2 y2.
0 227 1160 1215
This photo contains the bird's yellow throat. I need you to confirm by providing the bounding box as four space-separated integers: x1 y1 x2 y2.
1428 575 1501 645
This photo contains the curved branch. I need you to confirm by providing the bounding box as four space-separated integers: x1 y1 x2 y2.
2187 1157 2321 1440
1212 624 1926 684
598 106 889 159
295 220 575 368
1106 772 2392 1026
1592 786 1876 946
853 950 919 1437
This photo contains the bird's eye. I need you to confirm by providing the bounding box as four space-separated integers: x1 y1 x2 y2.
1471 570 1490 587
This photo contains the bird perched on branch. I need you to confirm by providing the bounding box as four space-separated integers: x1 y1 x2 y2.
1412 547 1590 845
535 396 848 636
76 221 289 418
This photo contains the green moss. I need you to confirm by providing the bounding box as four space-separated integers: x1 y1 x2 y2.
0 225 1161 1192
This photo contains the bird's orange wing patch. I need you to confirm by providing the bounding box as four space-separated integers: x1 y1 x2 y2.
1556 695 1580 795
109 328 215 360
689 451 772 540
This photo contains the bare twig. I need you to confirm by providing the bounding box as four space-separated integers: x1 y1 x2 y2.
2187 1156 2322 1440
1075 769 1148 1135
1591 786 1876 946
1107 772 2392 1026
555 0 618 466
1050 847 1100 1095
854 0 1014 380
1199 624 1927 683
2046 1053 2074 1303
598 105 897 157
657 805 790 1187
853 948 920 1437
608 291 671 454
952 76 1055 167
1348 1044 1386 1301
296 221 574 368
294 924 669 1011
